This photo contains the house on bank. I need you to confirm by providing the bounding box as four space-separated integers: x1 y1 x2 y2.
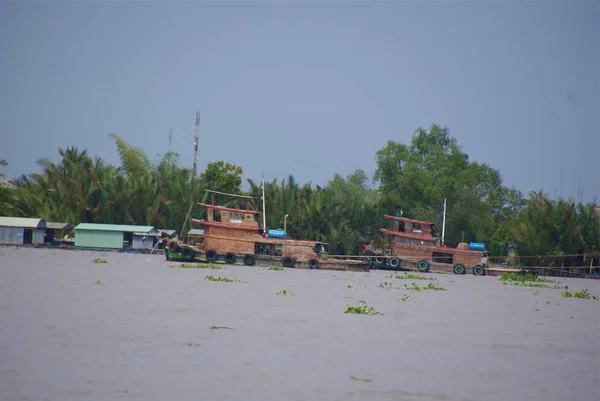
0 216 46 244
74 223 159 251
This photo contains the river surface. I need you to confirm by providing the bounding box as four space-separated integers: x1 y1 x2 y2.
0 247 598 401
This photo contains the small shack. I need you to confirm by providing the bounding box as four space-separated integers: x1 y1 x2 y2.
74 223 158 250
45 222 72 244
0 216 46 245
187 228 205 247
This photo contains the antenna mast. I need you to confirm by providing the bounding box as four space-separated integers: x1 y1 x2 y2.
168 128 172 153
192 111 200 177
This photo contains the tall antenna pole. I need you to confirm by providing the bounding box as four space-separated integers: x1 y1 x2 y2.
168 128 172 153
261 173 267 233
192 111 200 177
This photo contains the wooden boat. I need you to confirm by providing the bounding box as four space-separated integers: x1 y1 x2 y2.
163 185 370 272
367 211 520 277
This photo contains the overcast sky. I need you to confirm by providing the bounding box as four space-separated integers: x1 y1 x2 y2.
1 1 598 202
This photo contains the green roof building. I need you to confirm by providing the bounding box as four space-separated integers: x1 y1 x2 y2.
74 223 158 250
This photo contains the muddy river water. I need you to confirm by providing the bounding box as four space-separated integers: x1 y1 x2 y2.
0 247 598 401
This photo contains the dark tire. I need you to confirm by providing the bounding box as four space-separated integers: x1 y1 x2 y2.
453 264 466 274
473 264 486 276
168 241 180 253
224 252 236 264
281 256 294 268
388 258 400 268
308 259 318 269
417 260 430 272
205 249 218 262
181 247 194 262
243 254 255 266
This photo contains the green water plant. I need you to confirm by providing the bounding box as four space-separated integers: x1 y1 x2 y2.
345 300 382 315
95 280 102 285
385 272 434 281
268 266 284 271
399 294 409 301
276 289 292 296
561 289 599 300
173 263 222 269
92 258 107 264
204 275 241 283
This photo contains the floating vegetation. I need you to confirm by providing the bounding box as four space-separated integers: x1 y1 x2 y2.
385 272 434 281
275 289 292 296
501 281 566 289
499 272 557 283
403 282 447 291
399 294 409 301
532 289 540 295
187 341 200 347
532 306 539 311
268 266 284 271
92 258 107 264
561 289 599 300
347 284 360 289
210 326 232 330
204 275 241 283
345 300 382 315
545 300 551 304
173 263 222 269
378 282 395 289
94 280 102 285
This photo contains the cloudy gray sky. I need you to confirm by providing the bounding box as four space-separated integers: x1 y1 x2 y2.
1 1 598 202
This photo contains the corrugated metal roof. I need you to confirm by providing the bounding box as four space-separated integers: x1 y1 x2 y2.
46 222 71 230
188 229 205 236
75 223 156 233
0 216 46 228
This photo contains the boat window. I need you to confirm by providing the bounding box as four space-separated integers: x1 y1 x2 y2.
221 211 229 218
246 214 252 219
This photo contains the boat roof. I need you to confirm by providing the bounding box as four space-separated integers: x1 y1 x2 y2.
197 203 258 214
191 219 257 231
380 228 436 242
384 215 434 226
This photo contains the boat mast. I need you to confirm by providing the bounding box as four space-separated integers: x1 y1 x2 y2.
261 173 267 232
441 198 447 247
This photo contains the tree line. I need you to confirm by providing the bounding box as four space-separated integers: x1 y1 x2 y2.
1 124 597 267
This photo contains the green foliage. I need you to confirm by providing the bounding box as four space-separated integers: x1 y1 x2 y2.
385 272 435 280
561 289 599 300
173 263 221 269
92 258 107 264
4 124 597 268
275 289 292 296
345 300 382 315
204 275 241 282
200 161 243 195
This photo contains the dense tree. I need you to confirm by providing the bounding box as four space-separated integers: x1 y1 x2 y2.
3 126 597 267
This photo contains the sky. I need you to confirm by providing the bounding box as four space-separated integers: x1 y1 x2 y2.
1 0 598 202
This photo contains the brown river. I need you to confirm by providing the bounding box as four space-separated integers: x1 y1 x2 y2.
0 247 598 401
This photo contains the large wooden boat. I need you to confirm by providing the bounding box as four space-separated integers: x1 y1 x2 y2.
367 212 521 276
164 188 370 272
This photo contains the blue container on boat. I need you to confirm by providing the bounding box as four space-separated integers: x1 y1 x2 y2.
468 242 486 251
267 229 287 238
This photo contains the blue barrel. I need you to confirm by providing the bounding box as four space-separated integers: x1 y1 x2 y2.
468 242 486 251
267 229 287 238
